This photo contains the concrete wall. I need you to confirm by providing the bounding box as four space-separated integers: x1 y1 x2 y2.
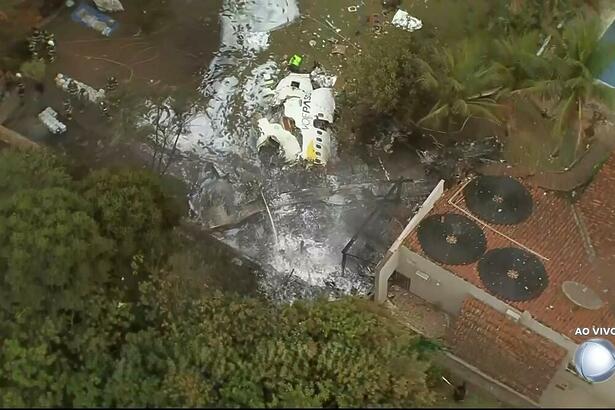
373 250 399 303
374 179 444 303
388 180 445 253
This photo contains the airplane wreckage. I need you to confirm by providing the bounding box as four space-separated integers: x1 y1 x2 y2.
257 69 336 166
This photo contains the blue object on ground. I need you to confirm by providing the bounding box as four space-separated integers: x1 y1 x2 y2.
70 2 119 37
597 21 615 87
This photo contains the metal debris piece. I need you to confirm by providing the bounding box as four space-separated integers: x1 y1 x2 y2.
38 107 67 134
331 44 347 55
261 188 279 245
257 71 336 166
391 9 423 32
93 0 124 13
71 2 119 36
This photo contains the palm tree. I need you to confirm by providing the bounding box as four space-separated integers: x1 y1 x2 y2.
521 16 615 157
416 38 510 132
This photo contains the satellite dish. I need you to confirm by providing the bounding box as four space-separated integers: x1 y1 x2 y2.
464 176 533 225
478 247 548 301
562 281 604 310
417 213 487 265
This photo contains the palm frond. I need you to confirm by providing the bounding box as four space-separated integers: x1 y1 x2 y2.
418 103 450 127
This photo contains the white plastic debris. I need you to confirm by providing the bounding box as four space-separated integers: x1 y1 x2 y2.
391 10 423 32
93 0 124 12
38 107 66 134
55 73 106 104
310 66 337 88
257 118 302 162
258 71 336 165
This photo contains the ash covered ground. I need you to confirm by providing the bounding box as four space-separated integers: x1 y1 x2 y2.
172 0 437 301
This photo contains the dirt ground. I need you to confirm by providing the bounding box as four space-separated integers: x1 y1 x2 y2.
47 1 221 88
3 0 222 168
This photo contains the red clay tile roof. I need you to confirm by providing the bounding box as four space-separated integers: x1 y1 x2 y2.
404 177 615 344
578 154 615 268
449 297 567 401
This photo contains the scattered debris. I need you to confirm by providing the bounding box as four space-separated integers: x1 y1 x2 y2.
38 107 67 134
257 118 302 162
331 44 347 55
261 188 279 245
418 136 502 180
71 2 119 37
257 71 336 165
311 66 337 88
93 0 124 13
391 10 423 32
55 73 106 104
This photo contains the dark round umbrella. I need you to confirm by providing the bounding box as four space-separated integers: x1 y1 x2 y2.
417 213 487 265
463 176 533 225
478 247 548 301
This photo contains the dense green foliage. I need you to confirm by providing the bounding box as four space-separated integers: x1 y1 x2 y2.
0 149 436 407
0 149 71 200
0 187 114 313
80 169 179 263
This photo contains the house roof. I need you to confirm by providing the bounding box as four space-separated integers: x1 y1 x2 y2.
578 154 615 267
449 297 568 401
577 154 615 308
404 175 615 344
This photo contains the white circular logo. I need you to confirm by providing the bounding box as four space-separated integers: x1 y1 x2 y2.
574 339 615 383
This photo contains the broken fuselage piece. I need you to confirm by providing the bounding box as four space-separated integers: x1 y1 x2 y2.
257 72 335 165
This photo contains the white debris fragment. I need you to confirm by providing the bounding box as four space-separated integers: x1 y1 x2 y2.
258 72 335 165
38 107 66 134
257 118 302 163
311 66 337 88
55 73 106 104
93 0 124 12
391 10 423 32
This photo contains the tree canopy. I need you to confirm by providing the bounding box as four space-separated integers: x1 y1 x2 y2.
0 148 71 201
0 148 438 407
0 187 114 313
80 168 179 264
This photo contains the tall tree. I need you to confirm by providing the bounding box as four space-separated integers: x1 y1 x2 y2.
522 16 615 156
416 37 509 131
80 169 180 264
0 148 70 200
0 188 115 313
